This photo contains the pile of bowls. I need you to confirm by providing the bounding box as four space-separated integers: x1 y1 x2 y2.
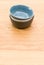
9 5 34 29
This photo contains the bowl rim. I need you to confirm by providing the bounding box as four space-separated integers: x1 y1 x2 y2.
10 5 34 20
10 15 34 22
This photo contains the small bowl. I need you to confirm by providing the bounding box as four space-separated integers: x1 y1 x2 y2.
9 5 34 29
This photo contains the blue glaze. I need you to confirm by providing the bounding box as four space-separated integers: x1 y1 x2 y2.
10 5 34 19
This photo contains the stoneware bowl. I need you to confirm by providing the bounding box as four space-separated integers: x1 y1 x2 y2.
9 5 34 29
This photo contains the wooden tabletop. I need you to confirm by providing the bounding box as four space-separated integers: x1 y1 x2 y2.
0 0 44 51
0 50 44 65
0 0 44 65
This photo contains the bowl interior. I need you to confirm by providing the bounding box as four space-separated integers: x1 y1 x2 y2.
10 5 34 19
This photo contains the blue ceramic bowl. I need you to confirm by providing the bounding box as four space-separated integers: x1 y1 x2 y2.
10 5 34 20
9 5 34 29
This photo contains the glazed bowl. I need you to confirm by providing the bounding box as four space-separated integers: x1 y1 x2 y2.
9 5 34 29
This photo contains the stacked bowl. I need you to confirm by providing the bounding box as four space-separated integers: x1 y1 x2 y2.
9 5 34 29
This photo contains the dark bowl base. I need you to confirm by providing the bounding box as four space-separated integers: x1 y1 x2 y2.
10 16 34 29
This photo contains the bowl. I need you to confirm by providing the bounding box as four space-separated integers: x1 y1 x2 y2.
9 5 34 29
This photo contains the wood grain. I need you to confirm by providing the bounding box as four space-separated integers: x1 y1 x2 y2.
0 51 44 65
0 0 44 65
0 0 44 51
